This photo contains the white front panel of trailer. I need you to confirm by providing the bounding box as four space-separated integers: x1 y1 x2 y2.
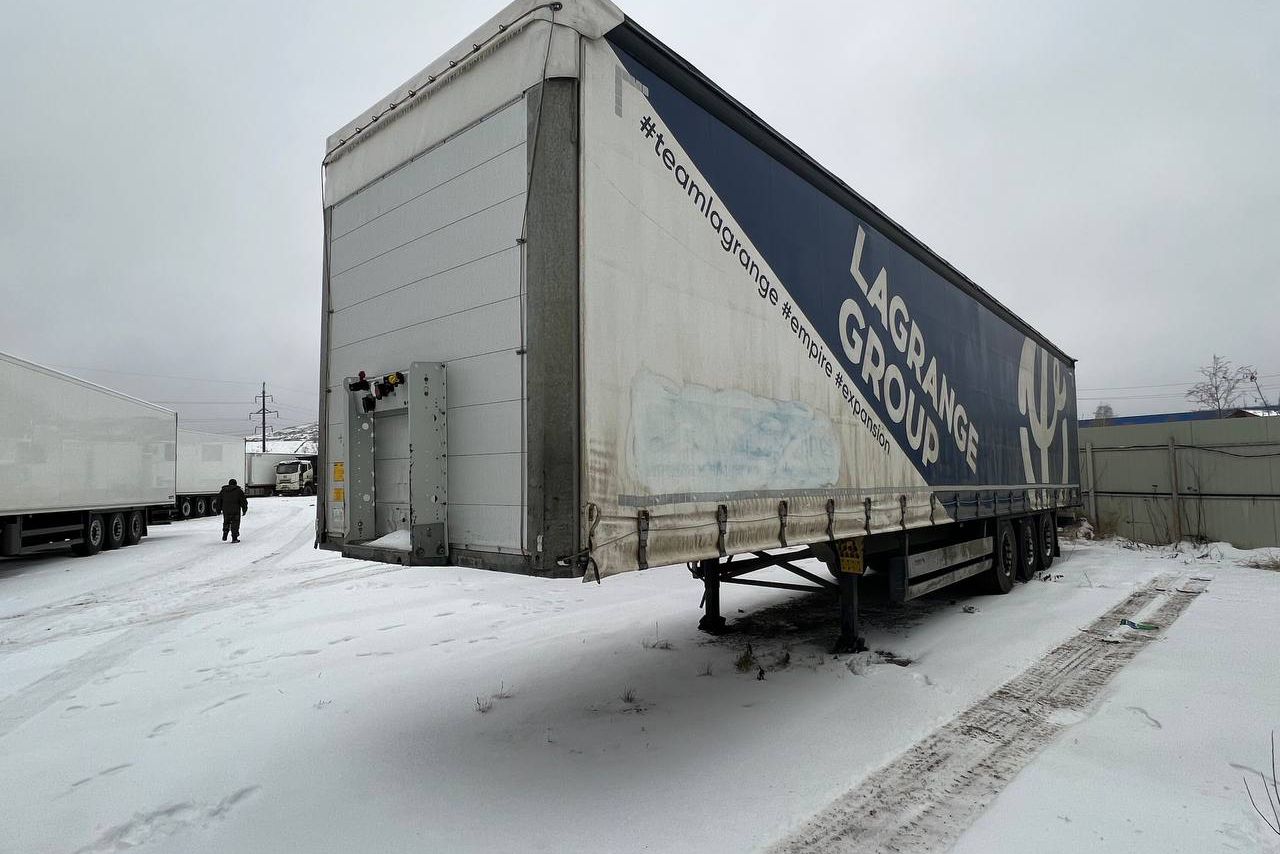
324 99 527 552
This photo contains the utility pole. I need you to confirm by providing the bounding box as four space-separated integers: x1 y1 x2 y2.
250 382 278 452
1245 370 1271 410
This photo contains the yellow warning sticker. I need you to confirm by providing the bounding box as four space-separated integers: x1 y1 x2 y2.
837 538 865 575
332 487 345 502
333 461 345 483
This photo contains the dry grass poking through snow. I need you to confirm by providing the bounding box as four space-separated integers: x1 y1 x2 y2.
1240 551 1280 572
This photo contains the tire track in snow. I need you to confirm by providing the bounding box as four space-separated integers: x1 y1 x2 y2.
770 574 1207 854
0 501 317 626
0 556 363 650
0 623 178 740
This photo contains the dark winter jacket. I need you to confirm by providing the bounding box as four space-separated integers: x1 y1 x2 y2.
219 484 248 517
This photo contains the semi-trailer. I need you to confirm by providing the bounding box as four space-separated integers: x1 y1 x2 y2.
244 451 317 496
173 428 246 519
316 0 1080 648
0 352 176 557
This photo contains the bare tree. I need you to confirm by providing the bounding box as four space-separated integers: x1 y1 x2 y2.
1185 355 1248 414
1092 403 1115 422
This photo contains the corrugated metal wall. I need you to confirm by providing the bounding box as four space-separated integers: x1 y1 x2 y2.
1079 417 1280 547
324 98 527 552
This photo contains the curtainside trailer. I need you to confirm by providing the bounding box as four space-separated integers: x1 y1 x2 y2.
173 428 246 519
0 352 176 557
316 0 1080 648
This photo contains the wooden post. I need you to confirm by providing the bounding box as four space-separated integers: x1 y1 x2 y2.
1085 442 1097 523
1168 437 1182 544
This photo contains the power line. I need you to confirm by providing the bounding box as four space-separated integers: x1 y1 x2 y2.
53 364 315 396
1080 383 1280 402
1078 371 1280 392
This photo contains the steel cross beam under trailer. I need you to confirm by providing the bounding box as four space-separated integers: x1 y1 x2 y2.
315 0 1081 648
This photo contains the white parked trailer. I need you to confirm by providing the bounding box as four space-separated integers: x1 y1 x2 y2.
174 428 246 519
0 352 176 556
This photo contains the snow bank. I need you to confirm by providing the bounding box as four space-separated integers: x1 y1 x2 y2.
361 529 411 550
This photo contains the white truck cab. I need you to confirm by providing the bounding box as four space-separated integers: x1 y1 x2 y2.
274 459 315 495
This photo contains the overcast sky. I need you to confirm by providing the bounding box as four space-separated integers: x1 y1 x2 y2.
2 0 1276 431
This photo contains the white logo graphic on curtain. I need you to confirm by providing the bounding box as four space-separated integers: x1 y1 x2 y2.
1018 338 1069 485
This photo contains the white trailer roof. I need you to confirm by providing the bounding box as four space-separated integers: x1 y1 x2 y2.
323 0 622 206
320 0 1074 363
0 351 175 416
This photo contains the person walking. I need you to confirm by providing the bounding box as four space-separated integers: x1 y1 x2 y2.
219 478 248 543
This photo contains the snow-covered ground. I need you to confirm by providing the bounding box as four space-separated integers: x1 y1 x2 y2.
1 497 1277 853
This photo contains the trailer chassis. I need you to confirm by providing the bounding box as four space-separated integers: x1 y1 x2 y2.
691 545 866 654
690 503 1068 654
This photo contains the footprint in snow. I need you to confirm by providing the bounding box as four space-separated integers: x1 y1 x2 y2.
272 649 321 659
70 763 135 791
377 624 405 632
76 786 260 850
148 721 177 738
200 693 250 714
327 636 357 645
1126 706 1163 729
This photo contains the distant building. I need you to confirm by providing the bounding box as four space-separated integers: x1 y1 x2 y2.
1079 407 1277 428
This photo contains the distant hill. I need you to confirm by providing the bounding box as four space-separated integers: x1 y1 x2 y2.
244 422 318 455
250 422 318 443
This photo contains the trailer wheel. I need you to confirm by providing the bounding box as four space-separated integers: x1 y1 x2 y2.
103 512 126 550
178 496 193 520
1016 517 1039 582
1039 513 1056 570
210 496 221 514
194 496 208 516
72 514 105 556
984 520 1016 594
124 510 144 546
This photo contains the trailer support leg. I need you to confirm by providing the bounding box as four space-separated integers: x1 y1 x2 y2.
834 571 866 654
697 559 727 634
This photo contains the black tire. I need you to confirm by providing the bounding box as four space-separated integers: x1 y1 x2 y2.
984 520 1016 594
178 496 193 520
72 514 105 556
1016 516 1039 582
194 496 208 516
1039 512 1056 570
210 496 221 514
124 510 144 546
103 512 126 550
